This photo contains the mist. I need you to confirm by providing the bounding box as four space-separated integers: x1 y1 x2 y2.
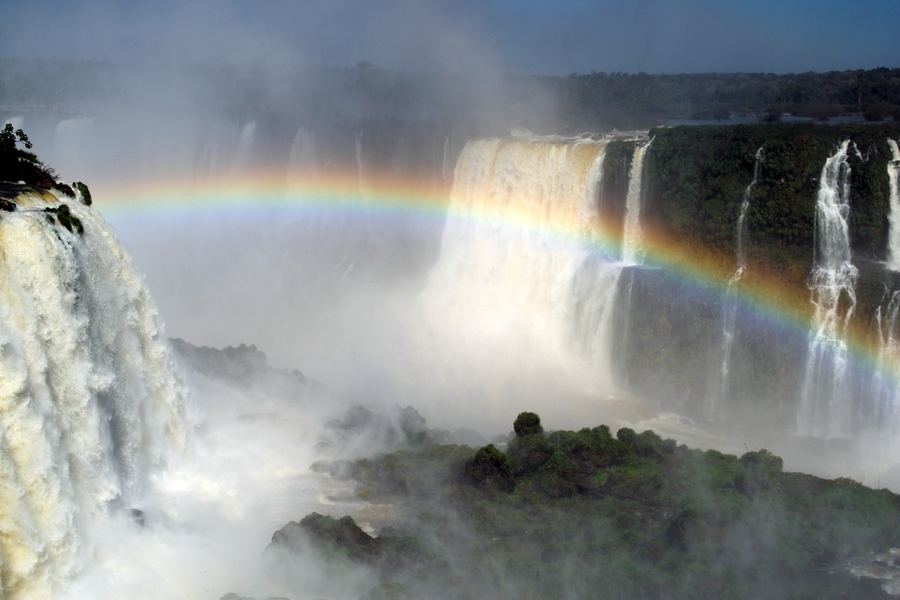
3 1 900 599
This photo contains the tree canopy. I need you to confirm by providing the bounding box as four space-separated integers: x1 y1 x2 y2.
0 123 56 185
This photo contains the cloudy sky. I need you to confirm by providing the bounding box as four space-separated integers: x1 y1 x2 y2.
1 0 898 75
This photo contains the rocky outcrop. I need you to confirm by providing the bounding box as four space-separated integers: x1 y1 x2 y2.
169 338 318 398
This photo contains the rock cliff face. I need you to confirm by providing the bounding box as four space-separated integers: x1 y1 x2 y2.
592 124 900 429
431 125 900 432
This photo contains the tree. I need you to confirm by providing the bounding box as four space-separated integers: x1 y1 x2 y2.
0 123 56 185
513 412 543 436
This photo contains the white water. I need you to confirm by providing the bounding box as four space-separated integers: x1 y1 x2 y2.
887 139 900 270
798 140 858 438
430 136 606 320
288 127 318 173
426 137 619 390
873 291 900 427
711 147 763 418
621 140 651 265
235 121 257 170
0 190 188 598
355 132 366 190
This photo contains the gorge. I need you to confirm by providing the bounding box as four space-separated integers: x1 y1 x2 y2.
4 112 900 597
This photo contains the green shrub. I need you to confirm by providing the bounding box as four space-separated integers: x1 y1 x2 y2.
75 181 92 206
506 433 552 475
513 411 543 436
465 444 514 492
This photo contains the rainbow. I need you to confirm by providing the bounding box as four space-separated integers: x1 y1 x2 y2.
89 166 900 392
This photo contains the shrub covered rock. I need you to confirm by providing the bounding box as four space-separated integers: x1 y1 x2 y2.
290 411 900 600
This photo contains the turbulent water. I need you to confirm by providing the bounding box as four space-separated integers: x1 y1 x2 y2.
798 140 858 438
0 190 188 598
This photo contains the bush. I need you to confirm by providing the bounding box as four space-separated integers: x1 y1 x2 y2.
75 181 92 206
513 412 543 436
0 123 57 185
506 434 553 476
466 444 514 492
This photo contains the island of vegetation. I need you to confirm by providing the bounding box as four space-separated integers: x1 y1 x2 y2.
269 411 900 600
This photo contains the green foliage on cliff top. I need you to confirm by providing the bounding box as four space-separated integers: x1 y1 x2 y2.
644 123 900 269
0 123 57 185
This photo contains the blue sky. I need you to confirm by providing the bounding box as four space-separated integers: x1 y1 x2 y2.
1 0 898 74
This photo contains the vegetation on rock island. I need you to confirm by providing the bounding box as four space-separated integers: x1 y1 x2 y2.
271 412 900 600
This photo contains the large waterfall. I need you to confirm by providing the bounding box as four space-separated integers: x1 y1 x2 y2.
429 135 654 393
0 190 188 599
798 140 858 438
432 137 606 320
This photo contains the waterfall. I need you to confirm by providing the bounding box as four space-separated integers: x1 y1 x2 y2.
710 147 763 418
873 291 900 427
442 136 454 182
235 121 256 169
288 127 318 173
887 139 900 270
0 191 188 598
622 140 651 265
798 140 857 438
355 132 366 190
428 136 625 387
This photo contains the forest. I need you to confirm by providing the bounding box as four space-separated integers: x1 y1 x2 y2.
2 57 899 132
271 410 900 600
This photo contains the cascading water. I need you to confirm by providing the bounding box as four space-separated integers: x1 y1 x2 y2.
288 127 318 173
235 121 256 169
355 132 366 190
428 136 622 386
887 139 900 271
798 140 857 438
873 291 900 427
0 190 188 598
429 135 657 393
710 147 763 418
621 140 651 265
442 136 454 182
606 138 652 389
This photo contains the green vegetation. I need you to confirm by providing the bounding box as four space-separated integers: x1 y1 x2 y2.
0 124 90 235
0 122 86 214
44 204 84 234
278 414 900 599
4 57 900 134
75 181 92 206
611 123 900 418
0 122 57 186
512 411 543 436
555 69 900 130
643 123 900 267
